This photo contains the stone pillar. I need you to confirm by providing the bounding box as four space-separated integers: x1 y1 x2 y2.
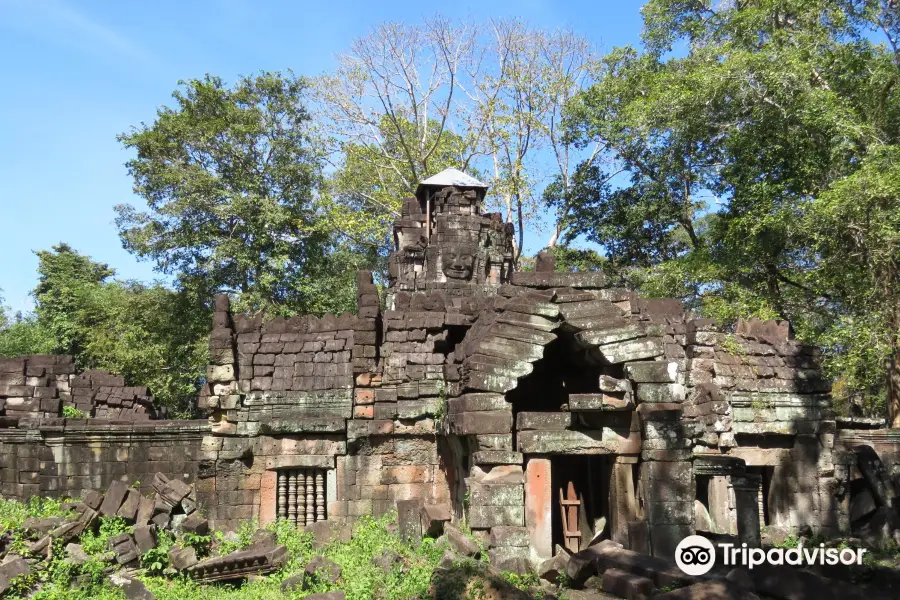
525 458 552 562
707 475 737 534
611 457 639 546
731 474 762 548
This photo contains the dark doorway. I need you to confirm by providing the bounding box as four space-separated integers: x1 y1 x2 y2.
550 455 612 551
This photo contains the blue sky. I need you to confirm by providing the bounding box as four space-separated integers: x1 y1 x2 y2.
0 0 645 314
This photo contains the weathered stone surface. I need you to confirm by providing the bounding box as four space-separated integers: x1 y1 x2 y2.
654 581 760 600
595 338 666 363
447 410 513 435
99 480 129 517
108 533 140 565
133 525 157 554
568 393 633 411
537 552 569 584
517 429 638 454
488 547 530 574
516 411 571 430
468 505 525 528
168 546 199 570
0 557 30 596
726 565 876 600
445 523 481 557
600 567 654 600
420 503 451 537
469 481 523 506
397 498 424 543
448 394 509 413
625 361 680 383
472 451 523 465
304 555 342 587
489 526 529 547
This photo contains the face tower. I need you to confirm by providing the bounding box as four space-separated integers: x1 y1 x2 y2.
386 168 515 309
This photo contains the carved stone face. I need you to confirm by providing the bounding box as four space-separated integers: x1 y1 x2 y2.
442 246 477 280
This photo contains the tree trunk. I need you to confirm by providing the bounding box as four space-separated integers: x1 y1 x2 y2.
889 323 900 428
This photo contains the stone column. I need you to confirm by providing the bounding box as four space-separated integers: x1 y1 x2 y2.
611 457 639 546
525 458 552 562
731 473 762 548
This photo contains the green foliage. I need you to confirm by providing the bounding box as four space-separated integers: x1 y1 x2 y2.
142 530 176 575
116 72 365 317
0 290 54 357
81 516 133 555
213 519 258 556
179 532 212 557
0 496 70 534
563 0 900 416
29 244 209 414
62 405 89 419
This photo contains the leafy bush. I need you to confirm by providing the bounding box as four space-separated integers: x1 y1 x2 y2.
81 516 133 555
62 405 90 418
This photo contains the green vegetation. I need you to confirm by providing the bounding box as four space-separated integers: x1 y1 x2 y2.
62 406 89 419
0 498 543 600
558 0 900 422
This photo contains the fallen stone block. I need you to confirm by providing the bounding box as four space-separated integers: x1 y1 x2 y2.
445 523 481 557
371 548 404 572
108 533 140 565
420 503 451 538
109 573 156 600
727 565 883 600
133 525 157 554
280 573 305 593
187 544 287 582
116 489 141 522
600 567 654 599
0 557 30 596
22 516 64 536
397 498 424 543
304 555 342 588
99 481 129 517
537 551 569 584
654 580 760 600
65 543 91 566
181 512 209 536
488 547 530 574
168 546 199 571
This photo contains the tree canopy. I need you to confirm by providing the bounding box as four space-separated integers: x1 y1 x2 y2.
116 72 366 317
562 0 900 421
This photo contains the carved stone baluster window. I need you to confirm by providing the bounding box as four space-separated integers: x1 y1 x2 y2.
276 468 328 524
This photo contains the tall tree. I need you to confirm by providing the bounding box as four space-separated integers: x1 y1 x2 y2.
34 243 115 357
316 18 597 263
117 72 358 316
563 0 900 419
29 245 208 413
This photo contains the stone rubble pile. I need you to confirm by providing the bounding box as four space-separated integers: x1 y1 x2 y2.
0 356 159 421
0 473 288 597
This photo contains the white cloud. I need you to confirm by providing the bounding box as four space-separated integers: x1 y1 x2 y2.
0 0 154 66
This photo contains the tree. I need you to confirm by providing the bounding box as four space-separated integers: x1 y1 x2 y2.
316 18 598 263
563 0 900 419
117 72 359 316
34 243 115 357
807 148 900 424
0 289 55 357
29 245 209 414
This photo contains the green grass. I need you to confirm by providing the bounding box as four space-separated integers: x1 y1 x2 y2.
0 497 538 600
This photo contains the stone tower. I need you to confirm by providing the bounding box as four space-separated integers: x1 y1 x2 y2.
386 168 514 308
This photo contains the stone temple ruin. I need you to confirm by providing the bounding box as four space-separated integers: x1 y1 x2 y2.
3 167 900 574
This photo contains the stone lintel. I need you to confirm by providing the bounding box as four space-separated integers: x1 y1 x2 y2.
265 455 335 470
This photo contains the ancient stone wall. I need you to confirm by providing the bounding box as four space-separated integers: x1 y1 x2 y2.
0 356 159 420
0 419 208 505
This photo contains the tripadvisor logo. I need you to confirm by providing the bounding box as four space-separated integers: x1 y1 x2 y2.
675 535 867 576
